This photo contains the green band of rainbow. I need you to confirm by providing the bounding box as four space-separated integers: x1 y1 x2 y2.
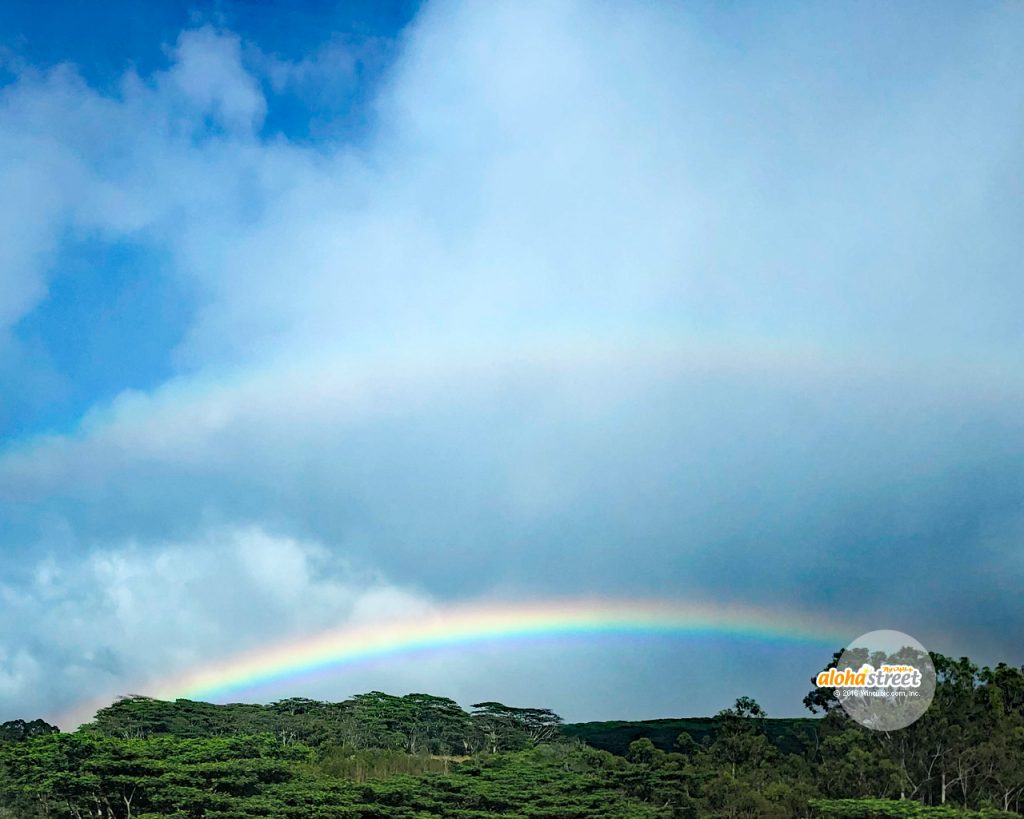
57 598 849 728
168 598 846 699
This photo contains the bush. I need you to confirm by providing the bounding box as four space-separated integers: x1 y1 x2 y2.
809 798 1019 818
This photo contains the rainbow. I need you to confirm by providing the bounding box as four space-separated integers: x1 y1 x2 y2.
56 598 850 728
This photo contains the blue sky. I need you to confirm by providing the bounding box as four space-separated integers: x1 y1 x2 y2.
0 1 1022 726
1 0 416 437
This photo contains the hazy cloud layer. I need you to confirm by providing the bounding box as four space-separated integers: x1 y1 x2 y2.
1 526 432 723
1 2 1023 723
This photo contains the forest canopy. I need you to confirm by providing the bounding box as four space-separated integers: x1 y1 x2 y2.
1 651 1022 818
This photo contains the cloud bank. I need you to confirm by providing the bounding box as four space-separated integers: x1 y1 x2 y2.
1 1 1023 724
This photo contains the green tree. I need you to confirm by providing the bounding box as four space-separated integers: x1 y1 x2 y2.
470 702 563 752
709 697 774 778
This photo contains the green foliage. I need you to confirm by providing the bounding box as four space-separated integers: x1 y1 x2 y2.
317 747 454 782
0 732 311 819
358 746 668 818
563 715 817 756
809 798 1019 818
2 654 1024 818
470 702 563 753
84 692 546 757
806 655 1024 813
0 720 58 743
0 736 678 818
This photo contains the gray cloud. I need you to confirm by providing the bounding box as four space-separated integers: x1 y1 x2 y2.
0 526 433 726
1 1 1023 722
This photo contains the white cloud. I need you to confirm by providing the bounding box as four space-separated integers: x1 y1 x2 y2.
0 525 432 726
2 523 775 730
0 26 268 346
3 4 1022 360
1 1 1023 723
159 27 266 135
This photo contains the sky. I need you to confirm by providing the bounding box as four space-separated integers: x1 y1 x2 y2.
1 0 1023 728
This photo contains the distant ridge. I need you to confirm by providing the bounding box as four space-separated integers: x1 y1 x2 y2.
564 715 820 756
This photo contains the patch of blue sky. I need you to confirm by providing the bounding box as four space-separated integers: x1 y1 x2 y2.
0 0 419 143
0 0 422 440
9 235 191 439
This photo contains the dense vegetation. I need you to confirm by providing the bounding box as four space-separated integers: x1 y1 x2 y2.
1 652 1022 818
563 715 818 757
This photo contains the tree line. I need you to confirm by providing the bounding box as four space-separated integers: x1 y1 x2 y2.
0 650 1021 818
76 692 562 757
